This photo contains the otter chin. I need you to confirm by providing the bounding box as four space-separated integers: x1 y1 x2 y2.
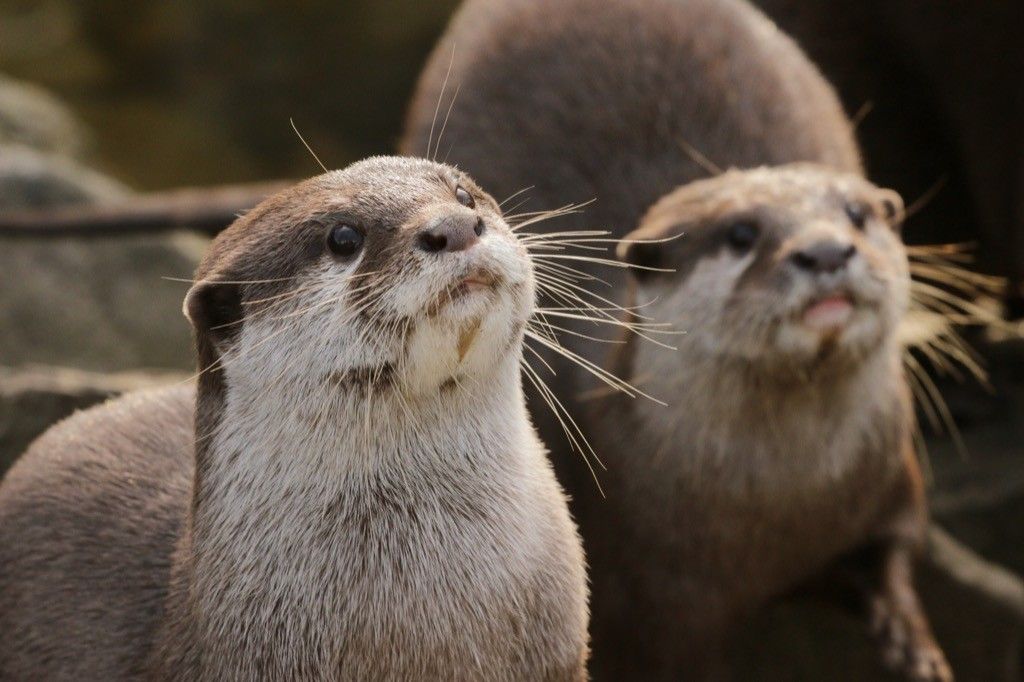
802 293 854 331
780 289 885 365
0 156 589 681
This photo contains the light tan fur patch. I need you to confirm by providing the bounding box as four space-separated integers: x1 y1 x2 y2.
457 319 483 362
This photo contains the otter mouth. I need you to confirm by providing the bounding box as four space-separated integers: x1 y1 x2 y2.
451 268 500 299
426 267 502 317
800 290 856 333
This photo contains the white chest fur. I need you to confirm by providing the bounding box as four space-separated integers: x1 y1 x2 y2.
184 361 585 680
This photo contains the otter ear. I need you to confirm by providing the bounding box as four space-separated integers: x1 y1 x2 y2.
183 279 243 346
876 188 905 232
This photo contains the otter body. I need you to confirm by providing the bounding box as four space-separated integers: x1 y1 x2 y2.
0 157 588 681
403 1 949 679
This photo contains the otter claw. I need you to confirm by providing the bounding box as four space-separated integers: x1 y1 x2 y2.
871 598 953 682
907 646 954 682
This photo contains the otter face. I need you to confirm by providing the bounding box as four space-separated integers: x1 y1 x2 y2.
620 164 909 374
184 156 534 397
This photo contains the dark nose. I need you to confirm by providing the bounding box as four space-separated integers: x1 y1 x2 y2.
417 214 484 253
790 241 857 274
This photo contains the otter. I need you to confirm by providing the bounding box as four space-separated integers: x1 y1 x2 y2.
401 0 950 679
0 156 589 680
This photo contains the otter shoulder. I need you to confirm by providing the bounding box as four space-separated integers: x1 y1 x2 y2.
1 382 195 499
0 383 195 678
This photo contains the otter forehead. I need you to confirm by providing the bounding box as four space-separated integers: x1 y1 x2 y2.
623 163 904 284
643 164 881 230
193 157 497 289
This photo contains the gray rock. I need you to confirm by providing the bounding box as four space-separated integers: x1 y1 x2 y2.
0 144 206 371
0 365 190 478
0 143 127 208
0 74 87 157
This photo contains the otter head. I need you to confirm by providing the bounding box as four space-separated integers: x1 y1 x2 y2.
184 156 534 403
618 163 908 379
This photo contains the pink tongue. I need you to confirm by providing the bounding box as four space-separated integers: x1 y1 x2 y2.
803 295 853 330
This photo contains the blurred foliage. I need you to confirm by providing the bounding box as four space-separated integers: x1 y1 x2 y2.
0 0 459 188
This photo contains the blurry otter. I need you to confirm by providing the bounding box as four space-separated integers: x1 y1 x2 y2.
0 157 589 680
754 0 1024 317
402 0 950 679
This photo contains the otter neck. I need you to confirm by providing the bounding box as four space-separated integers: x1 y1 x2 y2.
184 353 530 574
608 332 907 486
193 351 525 501
167 352 544 674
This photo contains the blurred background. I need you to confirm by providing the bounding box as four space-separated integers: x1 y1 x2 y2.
0 0 458 187
0 0 1022 678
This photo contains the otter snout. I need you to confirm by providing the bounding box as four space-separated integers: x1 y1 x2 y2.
418 212 485 253
789 240 857 274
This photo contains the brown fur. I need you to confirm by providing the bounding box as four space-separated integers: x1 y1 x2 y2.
0 157 588 680
402 1 948 679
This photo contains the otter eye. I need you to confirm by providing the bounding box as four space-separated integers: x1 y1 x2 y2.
726 221 760 253
455 185 475 208
326 224 364 259
845 202 869 230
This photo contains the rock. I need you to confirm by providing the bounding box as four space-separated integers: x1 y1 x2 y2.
0 74 87 157
731 526 1024 681
0 144 206 371
0 143 127 207
0 365 190 478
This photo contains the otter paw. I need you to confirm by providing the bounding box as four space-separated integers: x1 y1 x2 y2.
870 598 953 682
905 644 953 682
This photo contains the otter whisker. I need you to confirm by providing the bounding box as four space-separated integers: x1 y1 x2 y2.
851 100 874 130
521 337 559 376
435 82 462 164
911 280 1003 325
538 299 663 320
502 196 534 218
289 118 329 173
904 352 968 459
528 320 626 345
427 43 457 161
519 240 609 250
221 286 383 385
162 275 299 285
901 177 948 223
498 185 535 208
242 270 383 307
533 259 608 285
252 279 382 329
521 229 679 244
535 309 679 334
525 329 666 405
532 270 672 343
532 252 675 273
929 332 989 387
520 357 606 497
910 260 1003 290
507 201 596 231
676 135 723 176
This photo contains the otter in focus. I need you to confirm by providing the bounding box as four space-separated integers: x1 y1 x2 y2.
401 0 950 679
0 156 589 680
